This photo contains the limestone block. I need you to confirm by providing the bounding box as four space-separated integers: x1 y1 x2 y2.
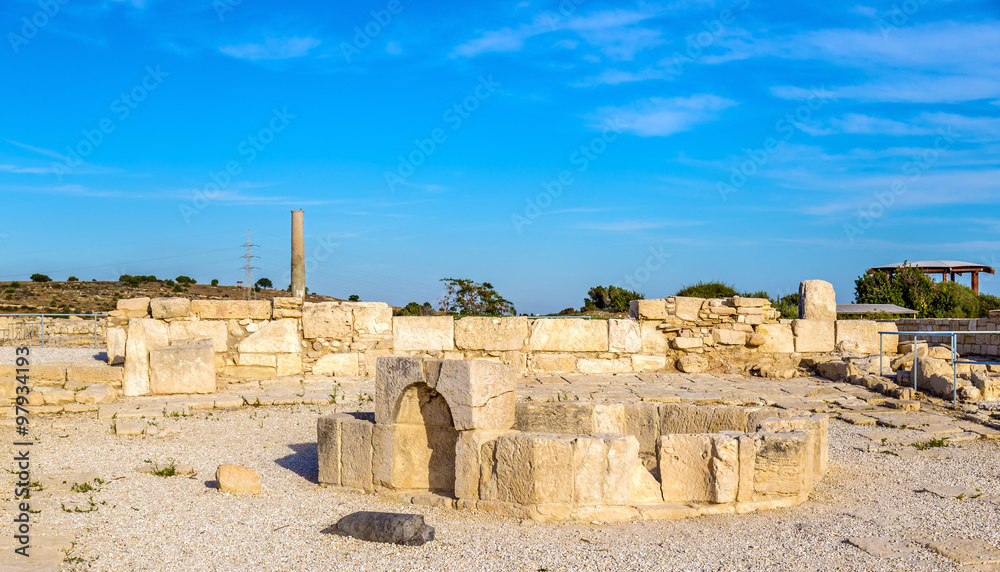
168 320 229 353
106 326 126 365
67 364 123 384
352 303 393 337
363 349 391 377
640 321 669 354
572 436 611 505
371 422 457 492
631 298 668 320
711 328 746 345
315 353 361 377
191 299 271 320
124 318 169 396
531 353 576 373
455 429 514 500
657 433 739 503
659 403 713 434
757 415 828 478
375 357 425 424
672 337 703 350
422 359 515 431
216 464 261 494
149 341 216 394
673 297 705 322
528 318 608 352
454 316 527 351
915 356 958 397
221 365 277 379
593 403 625 433
317 413 353 485
708 406 752 432
272 296 303 319
237 318 301 353
732 297 769 308
117 297 150 318
835 320 879 354
798 280 836 320
792 319 835 353
479 433 574 504
608 319 641 353
752 431 812 498
75 384 117 404
149 297 191 319
514 402 595 434
631 354 667 372
877 321 899 354
276 354 303 376
341 418 375 492
393 316 455 351
624 401 661 454
676 354 708 373
237 353 276 367
577 357 631 374
756 323 794 353
43 388 76 405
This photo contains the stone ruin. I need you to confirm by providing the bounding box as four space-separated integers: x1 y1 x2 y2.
316 356 828 523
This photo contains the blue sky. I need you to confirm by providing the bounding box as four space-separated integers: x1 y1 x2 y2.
1 0 998 313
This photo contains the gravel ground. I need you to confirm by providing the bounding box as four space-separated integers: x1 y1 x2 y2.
0 347 106 364
4 404 1000 571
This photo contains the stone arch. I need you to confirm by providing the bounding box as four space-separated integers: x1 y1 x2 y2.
389 382 459 494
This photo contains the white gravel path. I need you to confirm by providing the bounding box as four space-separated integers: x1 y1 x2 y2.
4 405 1000 571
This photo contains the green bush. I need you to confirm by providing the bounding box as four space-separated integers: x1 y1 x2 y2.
175 275 196 284
395 301 433 316
348 294 360 302
855 264 998 318
439 278 515 316
582 285 643 312
10 281 20 288
67 276 78 282
211 279 219 286
30 273 51 283
676 281 737 298
255 277 273 289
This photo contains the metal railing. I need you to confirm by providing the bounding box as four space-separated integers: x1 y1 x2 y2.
0 313 108 349
879 330 1000 406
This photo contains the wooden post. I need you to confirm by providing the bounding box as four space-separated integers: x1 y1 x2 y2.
973 271 980 294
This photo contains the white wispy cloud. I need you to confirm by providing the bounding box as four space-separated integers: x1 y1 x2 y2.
220 37 321 61
452 7 663 59
574 219 704 232
800 112 1000 141
590 94 737 137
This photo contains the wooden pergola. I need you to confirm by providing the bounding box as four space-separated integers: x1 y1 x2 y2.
866 260 996 294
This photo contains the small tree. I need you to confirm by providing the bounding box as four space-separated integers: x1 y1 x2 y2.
211 279 219 286
67 276 78 282
255 277 273 289
582 285 643 312
348 294 360 301
176 275 197 284
30 273 51 283
438 278 516 316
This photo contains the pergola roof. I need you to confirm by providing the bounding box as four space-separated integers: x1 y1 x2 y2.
867 260 996 274
836 303 919 315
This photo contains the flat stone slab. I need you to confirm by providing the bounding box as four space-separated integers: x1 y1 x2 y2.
846 537 920 558
927 538 1000 565
922 485 981 499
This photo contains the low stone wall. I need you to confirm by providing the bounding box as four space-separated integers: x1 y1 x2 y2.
895 311 1000 357
0 362 122 407
110 292 888 395
316 356 828 523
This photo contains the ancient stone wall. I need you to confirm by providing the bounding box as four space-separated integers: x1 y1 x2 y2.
107 293 888 394
895 310 1000 357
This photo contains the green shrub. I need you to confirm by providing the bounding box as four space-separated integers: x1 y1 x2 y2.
175 275 196 284
30 273 51 283
67 276 78 282
582 285 643 312
856 264 997 318
10 281 20 288
395 301 434 316
211 279 219 286
348 294 360 302
676 281 737 298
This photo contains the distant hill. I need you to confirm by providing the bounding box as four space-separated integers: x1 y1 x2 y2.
0 280 342 315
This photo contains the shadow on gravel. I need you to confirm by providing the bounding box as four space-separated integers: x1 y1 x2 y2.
276 443 319 484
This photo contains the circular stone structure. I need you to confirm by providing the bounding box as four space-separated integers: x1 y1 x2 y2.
317 357 828 523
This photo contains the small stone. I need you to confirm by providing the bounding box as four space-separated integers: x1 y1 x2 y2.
216 464 262 494
115 419 145 436
333 511 435 546
676 355 708 373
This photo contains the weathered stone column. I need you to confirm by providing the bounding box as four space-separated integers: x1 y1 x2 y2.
291 210 305 298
